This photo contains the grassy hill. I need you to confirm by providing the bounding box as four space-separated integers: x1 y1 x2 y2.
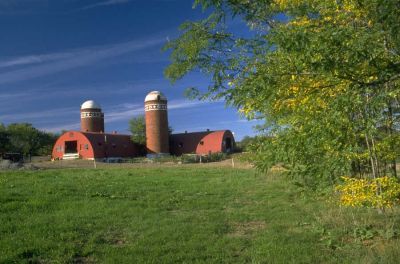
1 166 399 263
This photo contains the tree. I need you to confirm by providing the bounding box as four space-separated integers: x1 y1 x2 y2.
129 115 174 145
236 136 258 152
129 116 146 145
6 123 41 156
0 124 9 154
165 0 400 186
36 131 58 156
0 123 57 156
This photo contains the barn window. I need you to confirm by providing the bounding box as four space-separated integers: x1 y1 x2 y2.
199 141 204 145
84 144 89 150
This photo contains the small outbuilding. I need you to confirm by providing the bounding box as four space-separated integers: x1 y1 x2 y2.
52 131 141 160
169 130 235 156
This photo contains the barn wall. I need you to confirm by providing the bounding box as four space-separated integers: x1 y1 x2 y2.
84 133 141 158
52 131 94 159
52 131 141 160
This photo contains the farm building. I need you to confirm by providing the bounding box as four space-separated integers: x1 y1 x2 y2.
169 130 235 156
52 91 235 160
52 100 142 160
52 131 141 160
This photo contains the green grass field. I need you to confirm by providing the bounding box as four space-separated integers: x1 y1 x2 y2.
1 166 400 263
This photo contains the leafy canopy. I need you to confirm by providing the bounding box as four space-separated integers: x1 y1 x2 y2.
165 0 400 186
0 123 58 156
129 116 147 145
129 115 173 146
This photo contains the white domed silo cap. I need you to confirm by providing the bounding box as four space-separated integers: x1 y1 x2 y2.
144 91 167 102
81 100 101 110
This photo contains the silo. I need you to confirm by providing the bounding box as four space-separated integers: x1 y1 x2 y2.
80 100 104 133
144 91 169 154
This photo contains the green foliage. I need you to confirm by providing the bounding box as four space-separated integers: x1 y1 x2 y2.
180 154 198 163
236 136 260 152
151 155 178 163
0 123 57 156
165 0 400 186
128 116 146 145
207 152 227 162
0 124 9 153
179 153 227 163
335 176 400 209
128 116 173 145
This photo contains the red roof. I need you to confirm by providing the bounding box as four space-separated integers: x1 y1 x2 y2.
169 130 234 155
52 131 142 159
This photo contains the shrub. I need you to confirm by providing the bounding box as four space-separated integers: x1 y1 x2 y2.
208 152 227 162
151 155 178 163
180 154 198 164
335 176 400 209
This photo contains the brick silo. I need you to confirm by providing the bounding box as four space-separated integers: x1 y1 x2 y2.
80 100 104 133
144 91 169 155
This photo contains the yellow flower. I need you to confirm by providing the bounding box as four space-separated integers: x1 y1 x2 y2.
335 176 400 208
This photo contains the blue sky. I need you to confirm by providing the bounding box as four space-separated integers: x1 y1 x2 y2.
0 0 261 140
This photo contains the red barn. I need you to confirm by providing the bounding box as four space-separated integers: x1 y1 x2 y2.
169 130 235 156
51 96 236 160
52 131 141 160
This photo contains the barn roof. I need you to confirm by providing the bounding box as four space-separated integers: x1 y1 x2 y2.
52 131 142 159
170 130 228 141
80 131 132 145
169 130 234 155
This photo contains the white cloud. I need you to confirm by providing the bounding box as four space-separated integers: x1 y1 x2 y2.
79 0 131 11
0 91 32 100
0 52 74 69
4 97 217 133
104 99 210 123
0 36 165 85
41 121 81 133
0 107 77 122
39 100 209 133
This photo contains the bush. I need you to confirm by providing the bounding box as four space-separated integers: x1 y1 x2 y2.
180 154 198 164
207 152 227 162
335 176 400 209
152 155 178 163
180 152 228 164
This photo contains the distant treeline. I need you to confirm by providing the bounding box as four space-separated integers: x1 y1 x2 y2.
0 123 58 156
235 136 258 152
